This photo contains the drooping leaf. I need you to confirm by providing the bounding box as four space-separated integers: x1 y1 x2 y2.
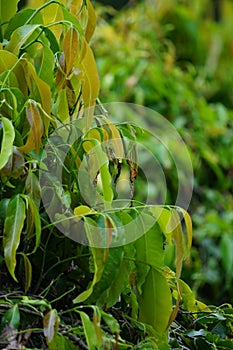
138 267 172 335
73 218 105 303
3 195 26 282
43 309 60 344
38 44 54 86
170 210 184 279
102 258 131 308
19 100 43 154
20 252 32 293
81 41 100 108
22 195 41 254
0 116 15 170
63 27 79 74
85 0 96 43
25 171 41 208
177 207 192 257
134 219 164 294
21 60 51 133
82 138 113 207
78 310 99 349
88 245 124 305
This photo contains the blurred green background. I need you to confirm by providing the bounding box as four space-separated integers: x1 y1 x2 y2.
92 0 233 305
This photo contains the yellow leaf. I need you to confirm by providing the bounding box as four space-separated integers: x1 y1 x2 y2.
81 41 100 108
21 60 51 133
170 210 184 279
63 27 79 74
85 0 97 42
69 0 82 15
74 205 92 216
100 115 124 160
19 101 43 154
178 208 192 257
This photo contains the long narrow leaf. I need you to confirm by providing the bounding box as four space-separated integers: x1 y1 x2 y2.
3 195 26 281
0 117 15 170
138 267 172 335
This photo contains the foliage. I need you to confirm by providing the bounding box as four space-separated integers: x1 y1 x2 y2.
0 0 214 349
93 0 233 305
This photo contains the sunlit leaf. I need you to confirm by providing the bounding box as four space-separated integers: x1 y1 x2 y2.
85 0 96 42
81 41 100 108
0 0 20 26
21 60 51 133
0 117 15 170
6 24 41 55
38 44 54 86
74 205 91 216
63 27 79 74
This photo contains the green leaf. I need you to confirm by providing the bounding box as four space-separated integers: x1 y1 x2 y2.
1 304 20 329
4 8 41 40
22 195 41 254
138 268 172 335
134 220 164 294
3 195 26 281
0 117 15 170
78 310 99 350
101 310 120 335
103 258 131 308
25 171 41 208
0 0 20 25
6 24 42 55
88 245 125 305
20 252 32 293
48 334 77 350
38 44 54 86
73 218 105 303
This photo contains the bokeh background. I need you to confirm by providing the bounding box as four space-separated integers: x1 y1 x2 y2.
91 0 233 305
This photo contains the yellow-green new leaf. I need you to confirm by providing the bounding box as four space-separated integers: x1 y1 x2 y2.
81 41 100 108
3 195 26 282
19 100 43 154
85 0 96 42
0 117 15 170
63 27 79 74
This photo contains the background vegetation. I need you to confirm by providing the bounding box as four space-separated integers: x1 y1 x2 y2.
0 0 232 349
93 0 233 306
